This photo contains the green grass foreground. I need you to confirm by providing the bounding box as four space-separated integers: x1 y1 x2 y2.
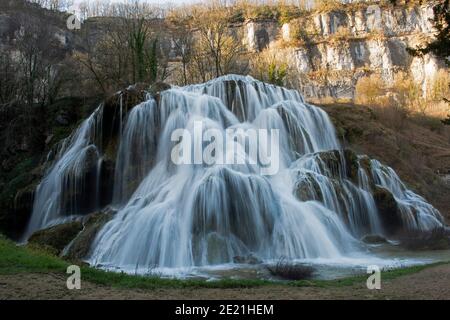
0 235 447 290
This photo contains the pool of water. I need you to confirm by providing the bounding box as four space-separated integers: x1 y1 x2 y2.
94 242 450 281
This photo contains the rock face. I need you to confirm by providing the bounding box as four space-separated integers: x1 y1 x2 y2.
240 2 445 100
1 1 443 103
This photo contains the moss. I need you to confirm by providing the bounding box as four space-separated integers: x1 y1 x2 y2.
65 211 113 261
28 221 84 254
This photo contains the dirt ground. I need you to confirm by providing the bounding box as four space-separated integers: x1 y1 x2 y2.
1 264 450 300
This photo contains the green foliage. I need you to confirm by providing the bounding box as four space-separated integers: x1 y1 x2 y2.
147 39 158 84
267 61 287 86
0 157 37 207
0 235 269 288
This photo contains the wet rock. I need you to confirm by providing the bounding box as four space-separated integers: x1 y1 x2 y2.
28 221 83 254
233 254 262 265
295 172 323 202
98 158 115 208
59 145 100 216
64 209 114 261
361 234 387 244
343 149 359 182
315 150 342 178
101 84 149 151
12 183 36 236
372 186 403 235
149 81 171 99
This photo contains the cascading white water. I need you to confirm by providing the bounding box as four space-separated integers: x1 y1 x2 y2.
370 159 444 231
23 107 104 239
113 98 158 204
88 75 359 269
26 74 445 274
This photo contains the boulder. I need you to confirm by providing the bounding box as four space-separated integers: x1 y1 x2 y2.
28 221 83 254
64 209 114 261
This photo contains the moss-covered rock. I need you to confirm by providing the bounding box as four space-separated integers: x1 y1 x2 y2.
64 209 114 261
28 221 83 254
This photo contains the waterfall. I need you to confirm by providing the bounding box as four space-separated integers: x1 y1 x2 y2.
370 159 444 231
23 106 104 239
25 74 445 272
113 99 158 204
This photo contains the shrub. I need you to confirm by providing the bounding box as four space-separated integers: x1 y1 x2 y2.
267 258 315 280
428 69 450 102
355 74 386 106
250 47 289 86
314 0 342 13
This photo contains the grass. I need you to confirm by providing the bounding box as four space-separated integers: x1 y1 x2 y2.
0 235 270 289
0 234 448 290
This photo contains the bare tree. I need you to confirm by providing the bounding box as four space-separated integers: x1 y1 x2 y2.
190 4 247 79
167 10 194 85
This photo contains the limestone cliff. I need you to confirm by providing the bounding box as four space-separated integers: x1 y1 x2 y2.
238 2 446 100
